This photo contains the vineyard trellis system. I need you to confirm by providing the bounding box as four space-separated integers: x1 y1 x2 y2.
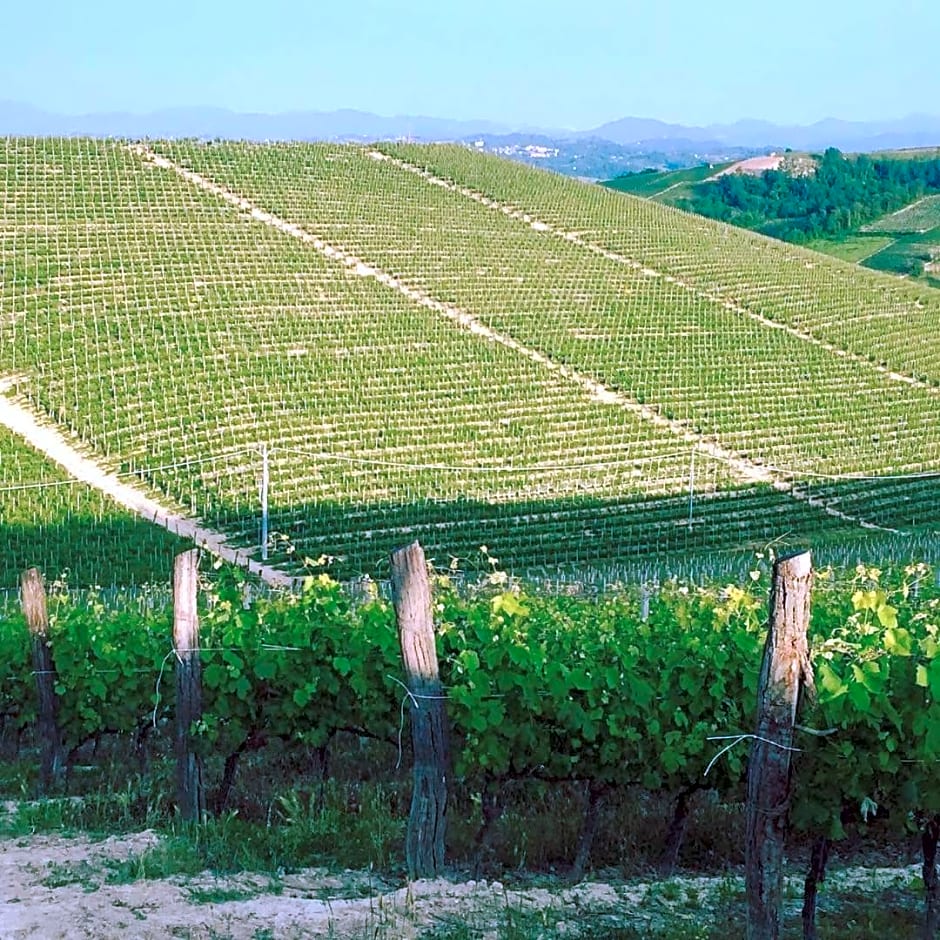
4 552 940 936
0 137 938 588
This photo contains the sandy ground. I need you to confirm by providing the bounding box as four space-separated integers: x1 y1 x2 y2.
0 829 925 939
0 830 640 939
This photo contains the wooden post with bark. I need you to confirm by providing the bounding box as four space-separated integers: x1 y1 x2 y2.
390 541 449 879
173 549 205 822
923 815 940 940
746 550 814 940
20 568 65 792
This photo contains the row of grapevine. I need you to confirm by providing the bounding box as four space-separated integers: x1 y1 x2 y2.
2 138 938 584
0 426 182 585
2 561 940 894
0 138 744 580
378 142 940 386
152 142 940 502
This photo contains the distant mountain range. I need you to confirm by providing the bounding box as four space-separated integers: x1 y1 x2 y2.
3 101 940 153
587 114 940 152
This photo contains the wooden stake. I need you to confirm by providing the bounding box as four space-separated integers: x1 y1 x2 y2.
923 816 940 940
173 549 205 822
260 444 269 561
390 541 449 879
20 568 65 792
746 550 814 940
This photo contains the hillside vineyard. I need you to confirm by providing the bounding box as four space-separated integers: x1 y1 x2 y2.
1 138 938 584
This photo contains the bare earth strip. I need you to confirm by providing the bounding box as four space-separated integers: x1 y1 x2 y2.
0 381 295 588
124 144 899 536
373 150 937 394
0 830 925 939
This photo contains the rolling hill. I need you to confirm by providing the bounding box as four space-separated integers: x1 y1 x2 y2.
1 139 938 586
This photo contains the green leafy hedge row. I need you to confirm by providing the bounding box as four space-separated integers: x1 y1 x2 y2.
1 560 939 842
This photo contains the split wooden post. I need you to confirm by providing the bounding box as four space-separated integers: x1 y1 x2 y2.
20 568 65 792
173 549 205 822
390 541 449 879
746 550 814 940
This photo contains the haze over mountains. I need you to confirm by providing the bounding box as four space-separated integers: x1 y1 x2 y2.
3 101 940 153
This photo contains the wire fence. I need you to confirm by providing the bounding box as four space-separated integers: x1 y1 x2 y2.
2 440 939 591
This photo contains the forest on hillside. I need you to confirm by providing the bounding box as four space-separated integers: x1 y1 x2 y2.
674 148 940 242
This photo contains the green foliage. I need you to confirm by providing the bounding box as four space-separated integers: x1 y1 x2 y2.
681 148 940 242
5 557 939 863
792 562 940 835
380 141 940 401
2 139 940 583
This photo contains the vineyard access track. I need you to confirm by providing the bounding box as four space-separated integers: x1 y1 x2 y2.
124 144 898 537
372 150 939 396
0 378 296 589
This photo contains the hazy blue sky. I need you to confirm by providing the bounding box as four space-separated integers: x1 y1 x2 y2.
4 0 937 128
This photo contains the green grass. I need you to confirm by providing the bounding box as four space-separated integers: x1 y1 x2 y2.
863 229 940 277
0 749 931 940
602 163 731 200
803 234 894 264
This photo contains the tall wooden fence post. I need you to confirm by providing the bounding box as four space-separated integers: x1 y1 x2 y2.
746 550 814 940
20 568 65 793
173 549 205 822
390 541 449 879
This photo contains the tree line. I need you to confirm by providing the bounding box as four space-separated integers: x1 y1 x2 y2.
680 148 940 241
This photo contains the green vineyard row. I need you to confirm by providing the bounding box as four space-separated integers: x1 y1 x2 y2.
2 561 940 839
1 139 938 585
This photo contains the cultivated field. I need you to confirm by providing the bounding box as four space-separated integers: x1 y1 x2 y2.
1 139 939 585
862 194 940 234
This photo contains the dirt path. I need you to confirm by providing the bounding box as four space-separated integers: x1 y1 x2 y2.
128 145 900 536
0 382 296 589
0 830 925 938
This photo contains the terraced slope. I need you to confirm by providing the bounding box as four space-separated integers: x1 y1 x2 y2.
1 139 938 583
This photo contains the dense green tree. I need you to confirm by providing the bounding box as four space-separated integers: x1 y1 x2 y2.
681 150 940 243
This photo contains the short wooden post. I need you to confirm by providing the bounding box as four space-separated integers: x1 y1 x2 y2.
173 549 205 822
20 568 65 792
390 541 449 879
746 550 814 940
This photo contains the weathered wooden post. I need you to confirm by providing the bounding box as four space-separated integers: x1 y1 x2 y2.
173 549 205 822
20 568 65 792
923 816 940 940
390 541 449 879
746 549 814 940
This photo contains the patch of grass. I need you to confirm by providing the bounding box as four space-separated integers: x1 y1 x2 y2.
0 777 172 838
39 859 101 892
186 884 260 904
804 235 894 264
863 229 940 278
105 783 405 881
805 888 923 938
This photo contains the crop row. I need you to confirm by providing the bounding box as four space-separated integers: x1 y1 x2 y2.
378 142 940 387
862 194 940 234
1 138 755 578
2 138 937 582
0 427 181 586
2 561 940 886
154 143 940 483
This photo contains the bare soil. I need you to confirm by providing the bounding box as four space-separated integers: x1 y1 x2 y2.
0 830 925 939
